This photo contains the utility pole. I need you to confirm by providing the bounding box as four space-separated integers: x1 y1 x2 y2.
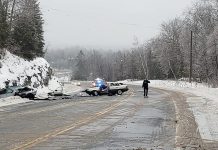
214 38 218 77
189 31 193 83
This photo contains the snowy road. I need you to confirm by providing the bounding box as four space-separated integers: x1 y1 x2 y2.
0 84 211 150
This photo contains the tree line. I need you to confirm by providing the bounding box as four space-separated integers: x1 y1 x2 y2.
47 0 218 86
73 0 217 85
71 48 163 82
0 0 44 60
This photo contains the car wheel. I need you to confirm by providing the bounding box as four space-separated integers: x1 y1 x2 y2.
21 94 26 98
108 92 113 96
28 94 35 100
117 90 123 95
92 91 98 96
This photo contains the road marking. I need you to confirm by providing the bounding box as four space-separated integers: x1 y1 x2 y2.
11 90 134 150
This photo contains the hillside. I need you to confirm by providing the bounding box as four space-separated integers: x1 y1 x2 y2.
0 50 52 89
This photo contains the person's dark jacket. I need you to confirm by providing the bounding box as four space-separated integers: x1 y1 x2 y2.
142 80 150 89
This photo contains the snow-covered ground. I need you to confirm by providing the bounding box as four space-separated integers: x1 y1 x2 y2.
125 80 218 101
0 51 50 88
125 80 218 142
0 80 81 108
63 82 82 95
0 50 81 107
36 79 82 98
35 76 63 99
53 69 72 83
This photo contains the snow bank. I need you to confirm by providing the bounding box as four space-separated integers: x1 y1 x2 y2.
36 79 82 99
35 76 62 99
0 51 63 103
126 80 218 102
0 50 51 89
63 82 82 94
0 51 82 106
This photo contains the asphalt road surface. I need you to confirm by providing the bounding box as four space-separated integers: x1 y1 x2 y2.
0 85 205 150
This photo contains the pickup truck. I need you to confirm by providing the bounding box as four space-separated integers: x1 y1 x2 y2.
84 82 128 96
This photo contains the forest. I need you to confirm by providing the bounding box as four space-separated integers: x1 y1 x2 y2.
47 0 218 86
0 0 44 60
1 0 218 86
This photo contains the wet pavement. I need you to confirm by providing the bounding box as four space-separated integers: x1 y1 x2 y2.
0 85 177 150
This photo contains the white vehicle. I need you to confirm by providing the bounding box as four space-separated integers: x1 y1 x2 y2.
107 82 128 95
75 82 81 86
48 86 63 96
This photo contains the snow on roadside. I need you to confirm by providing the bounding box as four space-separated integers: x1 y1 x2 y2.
0 96 32 108
36 78 82 98
0 78 82 107
150 80 218 102
0 51 82 107
62 82 82 95
125 80 218 142
35 76 62 99
0 50 50 88
124 80 218 102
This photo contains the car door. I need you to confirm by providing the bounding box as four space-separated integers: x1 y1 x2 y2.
0 89 7 98
113 83 120 90
6 88 14 97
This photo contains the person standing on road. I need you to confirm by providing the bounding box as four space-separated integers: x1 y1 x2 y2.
142 79 150 98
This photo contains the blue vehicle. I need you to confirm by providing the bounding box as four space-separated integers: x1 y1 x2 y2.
94 78 107 90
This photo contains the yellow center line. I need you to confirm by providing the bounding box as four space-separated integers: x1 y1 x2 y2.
11 90 134 150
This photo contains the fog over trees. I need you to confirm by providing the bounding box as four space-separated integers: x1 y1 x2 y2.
47 0 218 86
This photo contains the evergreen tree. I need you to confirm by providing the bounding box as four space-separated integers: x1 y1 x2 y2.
0 0 9 49
12 0 44 60
74 50 87 80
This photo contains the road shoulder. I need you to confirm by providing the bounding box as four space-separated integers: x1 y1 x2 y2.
155 88 205 149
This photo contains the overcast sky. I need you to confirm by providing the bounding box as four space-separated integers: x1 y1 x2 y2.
39 0 195 50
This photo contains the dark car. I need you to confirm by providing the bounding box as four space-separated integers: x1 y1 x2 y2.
15 87 37 100
0 86 23 99
0 88 14 98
